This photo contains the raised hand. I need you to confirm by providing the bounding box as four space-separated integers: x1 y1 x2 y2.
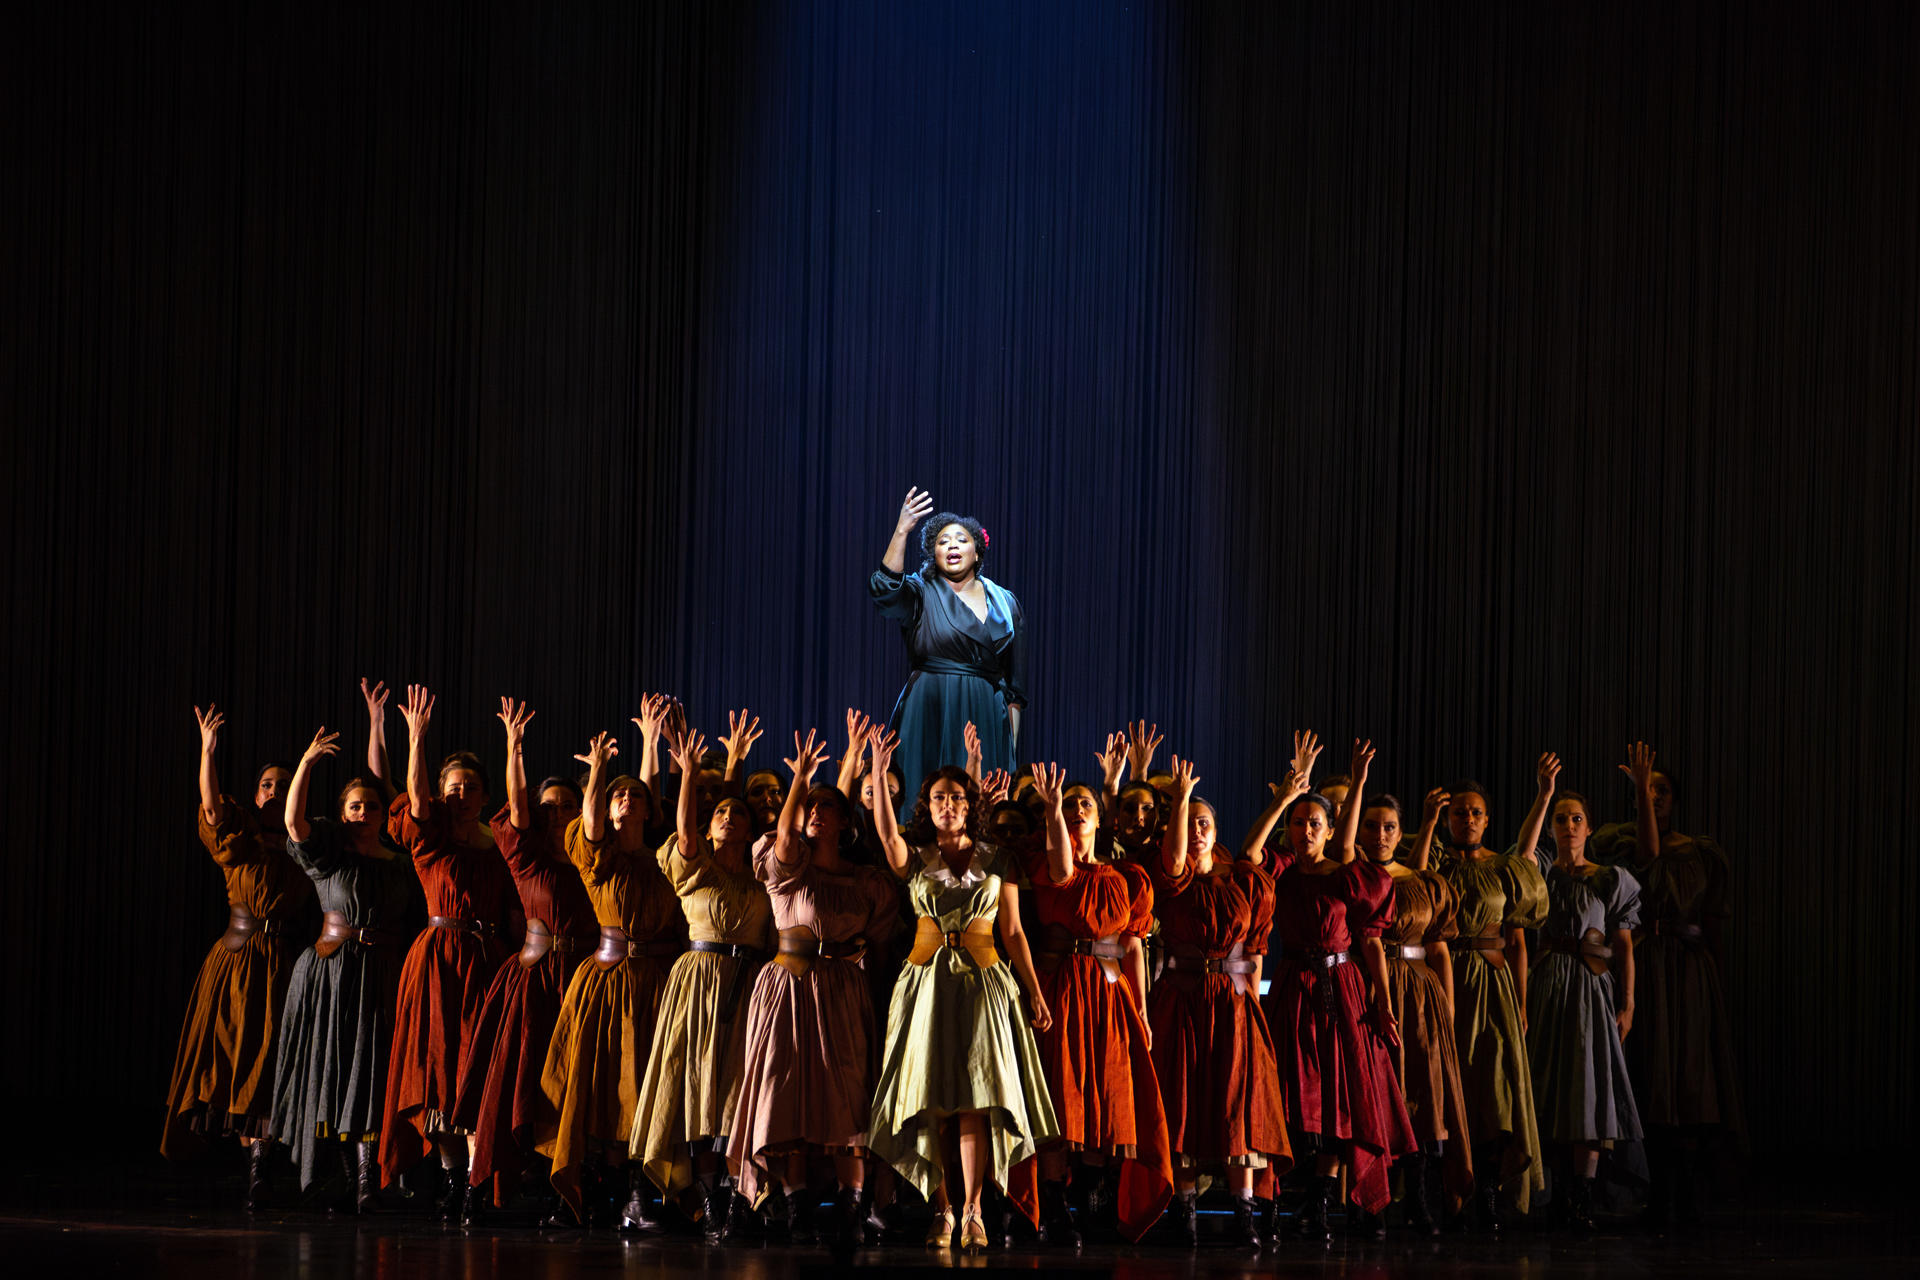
1095 731 1127 789
572 731 619 772
896 486 935 534
1169 754 1201 800
1029 761 1067 809
360 677 390 720
1349 737 1377 781
498 696 535 745
982 768 1012 805
963 721 983 776
195 704 225 753
301 727 342 765
1422 785 1451 829
1619 741 1656 791
845 708 872 752
631 693 669 745
867 724 898 774
1536 751 1563 796
401 684 434 739
782 728 831 786
720 709 763 765
1290 729 1324 781
1127 720 1164 778
668 725 709 777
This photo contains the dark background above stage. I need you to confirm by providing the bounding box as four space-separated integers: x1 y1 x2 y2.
1 0 1912 1155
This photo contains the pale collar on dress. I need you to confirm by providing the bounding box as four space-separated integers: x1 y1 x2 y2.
919 843 989 888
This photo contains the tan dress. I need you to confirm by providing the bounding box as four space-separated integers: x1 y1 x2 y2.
540 818 683 1217
1382 865 1474 1213
632 834 774 1196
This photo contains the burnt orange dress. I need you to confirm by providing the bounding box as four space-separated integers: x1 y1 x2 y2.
1382 865 1474 1212
1024 846 1172 1242
160 798 314 1157
379 795 516 1184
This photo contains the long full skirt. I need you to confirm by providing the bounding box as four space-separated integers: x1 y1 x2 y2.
632 950 759 1197
1628 936 1745 1138
868 957 1059 1226
887 670 1012 818
1385 957 1474 1212
379 930 511 1184
160 931 299 1158
1148 970 1293 1179
1526 955 1644 1145
268 942 403 1190
1452 952 1545 1211
450 950 581 1195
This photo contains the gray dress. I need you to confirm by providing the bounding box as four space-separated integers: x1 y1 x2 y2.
1525 859 1644 1144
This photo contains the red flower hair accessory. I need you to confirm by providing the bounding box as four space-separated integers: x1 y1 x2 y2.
981 529 990 548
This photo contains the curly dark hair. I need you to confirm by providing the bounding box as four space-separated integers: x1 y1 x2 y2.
903 765 988 844
919 512 988 574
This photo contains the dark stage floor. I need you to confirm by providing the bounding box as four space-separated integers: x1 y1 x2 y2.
2 1159 1912 1280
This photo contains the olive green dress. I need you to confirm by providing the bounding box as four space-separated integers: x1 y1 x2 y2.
867 844 1058 1219
1443 846 1548 1212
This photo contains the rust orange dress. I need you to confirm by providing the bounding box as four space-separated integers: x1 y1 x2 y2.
1267 858 1419 1214
161 798 314 1157
379 795 516 1184
1381 865 1474 1212
1023 846 1172 1242
1147 854 1291 1179
451 805 600 1198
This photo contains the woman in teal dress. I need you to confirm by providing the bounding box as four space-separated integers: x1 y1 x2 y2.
863 728 1057 1252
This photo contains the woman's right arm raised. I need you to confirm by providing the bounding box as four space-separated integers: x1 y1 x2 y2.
866 726 912 875
285 727 340 845
196 705 225 824
573 731 618 845
881 486 934 574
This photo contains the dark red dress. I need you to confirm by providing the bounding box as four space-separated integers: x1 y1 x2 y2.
379 794 516 1184
1148 855 1292 1178
450 805 600 1198
1266 857 1418 1213
1023 847 1172 1242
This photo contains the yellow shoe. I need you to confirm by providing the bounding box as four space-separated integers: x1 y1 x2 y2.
960 1206 989 1252
925 1206 955 1248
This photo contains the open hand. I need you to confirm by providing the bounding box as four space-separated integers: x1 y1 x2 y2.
301 727 342 766
1096 731 1127 789
1169 754 1200 800
360 677 390 720
896 486 934 534
1349 737 1376 782
845 708 872 752
631 693 669 744
572 731 618 772
721 708 763 764
1619 741 1656 791
982 768 1012 805
195 704 225 754
1536 751 1563 796
498 697 535 745
401 684 434 739
783 728 830 785
668 725 708 777
964 721 983 774
1290 729 1324 780
1028 761 1067 809
1127 720 1164 777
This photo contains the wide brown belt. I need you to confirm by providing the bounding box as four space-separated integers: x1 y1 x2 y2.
429 915 501 939
774 928 868 977
1547 928 1614 975
593 925 684 970
219 906 285 952
1463 923 1508 968
1164 942 1256 993
1038 926 1126 983
1383 943 1428 961
314 910 408 958
518 918 594 968
905 916 1000 970
1649 920 1703 941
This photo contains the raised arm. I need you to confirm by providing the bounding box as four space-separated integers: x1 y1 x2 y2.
361 678 395 801
1096 731 1127 820
399 684 435 820
836 709 873 798
866 727 912 874
1512 751 1561 859
719 709 762 792
1240 730 1320 867
1331 738 1376 864
1031 762 1072 885
882 486 934 574
628 693 668 814
1160 755 1200 879
1618 741 1660 862
285 727 341 844
774 728 830 865
1412 786 1450 871
1126 720 1164 783
669 724 710 856
963 721 984 785
573 731 618 844
195 704 226 823
498 697 534 830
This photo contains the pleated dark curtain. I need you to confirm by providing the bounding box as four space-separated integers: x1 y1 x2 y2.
0 0 1911 1155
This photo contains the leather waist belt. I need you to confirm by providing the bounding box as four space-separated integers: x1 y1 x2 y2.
686 940 769 1022
1298 949 1351 969
429 915 501 939
688 940 768 960
1164 943 1257 993
1384 943 1428 961
906 916 1000 969
1296 949 1351 1016
314 911 408 957
219 906 285 952
518 919 594 968
1547 929 1613 975
593 926 683 970
1651 921 1703 940
774 929 868 977
1039 929 1125 983
1464 924 1508 967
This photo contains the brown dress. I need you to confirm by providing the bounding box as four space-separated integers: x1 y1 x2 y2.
539 817 682 1217
1381 865 1474 1212
379 795 516 1184
160 798 314 1157
632 833 775 1197
728 835 901 1202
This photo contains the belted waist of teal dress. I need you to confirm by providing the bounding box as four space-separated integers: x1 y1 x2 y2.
911 656 1001 683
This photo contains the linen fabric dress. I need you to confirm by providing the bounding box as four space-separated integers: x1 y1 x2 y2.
540 816 682 1217
1591 825 1745 1140
1442 845 1549 1210
632 833 775 1197
379 795 516 1184
1146 855 1292 1180
1266 858 1419 1214
161 798 315 1157
728 835 902 1203
868 567 1027 812
268 820 419 1190
868 844 1059 1226
1526 860 1645 1146
1024 846 1173 1241
450 805 600 1198
1380 865 1475 1212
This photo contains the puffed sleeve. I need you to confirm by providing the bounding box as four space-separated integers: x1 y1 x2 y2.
1000 589 1028 710
1150 854 1196 901
869 567 924 624
1422 870 1460 946
566 815 614 886
492 805 548 879
1238 863 1278 956
1587 821 1632 865
752 830 809 895
288 818 348 879
1345 860 1396 940
389 793 456 868
656 832 720 896
1117 862 1155 939
1606 867 1643 934
198 797 262 868
1498 849 1549 931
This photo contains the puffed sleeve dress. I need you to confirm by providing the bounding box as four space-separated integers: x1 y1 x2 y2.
1381 866 1475 1212
1527 862 1645 1148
